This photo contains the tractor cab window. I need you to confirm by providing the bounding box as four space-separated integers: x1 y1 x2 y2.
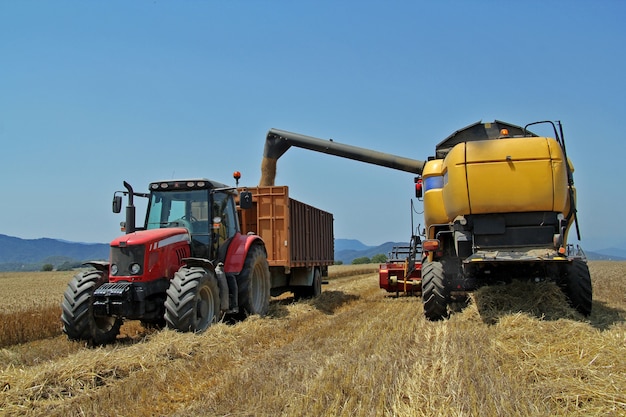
145 190 210 232
145 189 238 260
211 191 239 261
168 200 186 221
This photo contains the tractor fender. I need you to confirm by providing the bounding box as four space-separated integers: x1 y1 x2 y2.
223 233 265 274
83 261 109 274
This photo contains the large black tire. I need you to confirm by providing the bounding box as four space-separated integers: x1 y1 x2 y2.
293 267 322 300
561 259 593 316
165 267 220 332
237 244 271 316
422 260 448 321
61 270 122 345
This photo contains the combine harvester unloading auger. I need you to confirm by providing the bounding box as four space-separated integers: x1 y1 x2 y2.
260 120 592 320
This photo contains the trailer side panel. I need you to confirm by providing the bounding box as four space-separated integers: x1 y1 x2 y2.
238 186 334 269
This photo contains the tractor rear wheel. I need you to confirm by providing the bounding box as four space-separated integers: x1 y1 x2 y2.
165 267 220 332
422 260 448 321
61 270 122 345
561 259 593 316
237 244 271 316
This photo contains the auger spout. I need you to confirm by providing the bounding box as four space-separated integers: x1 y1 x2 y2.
260 128 425 186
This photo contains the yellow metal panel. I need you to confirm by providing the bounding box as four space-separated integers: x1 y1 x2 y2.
422 159 449 230
547 138 569 213
424 191 448 238
422 158 443 177
420 135 576 238
464 137 557 214
466 137 551 162
466 160 555 212
441 143 470 219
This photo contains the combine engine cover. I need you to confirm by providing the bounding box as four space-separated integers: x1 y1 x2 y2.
422 127 575 266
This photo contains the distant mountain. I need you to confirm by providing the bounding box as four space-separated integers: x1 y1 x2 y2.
0 234 109 271
335 238 626 263
590 247 626 260
1 234 623 272
585 250 626 261
334 239 372 252
334 239 408 264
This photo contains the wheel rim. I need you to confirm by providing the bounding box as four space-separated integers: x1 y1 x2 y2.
94 315 117 332
251 261 268 312
194 285 215 331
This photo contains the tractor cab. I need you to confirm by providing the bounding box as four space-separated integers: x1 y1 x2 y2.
144 179 241 262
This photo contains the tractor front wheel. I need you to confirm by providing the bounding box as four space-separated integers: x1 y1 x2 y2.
165 267 220 332
61 270 122 345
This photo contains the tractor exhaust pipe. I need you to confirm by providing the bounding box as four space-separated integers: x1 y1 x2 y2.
260 128 425 186
123 181 136 234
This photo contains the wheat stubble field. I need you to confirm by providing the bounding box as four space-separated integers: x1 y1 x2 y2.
0 262 624 417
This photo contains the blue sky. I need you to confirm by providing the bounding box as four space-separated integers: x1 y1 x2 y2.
1 1 625 251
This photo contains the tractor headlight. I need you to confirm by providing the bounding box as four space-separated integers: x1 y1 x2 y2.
130 263 142 275
111 264 118 275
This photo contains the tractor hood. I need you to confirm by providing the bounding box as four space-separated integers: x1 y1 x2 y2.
110 228 190 248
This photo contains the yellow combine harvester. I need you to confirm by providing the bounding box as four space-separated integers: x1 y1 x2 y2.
262 120 592 320
416 120 589 320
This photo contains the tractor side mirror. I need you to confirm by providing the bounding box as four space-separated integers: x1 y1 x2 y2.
239 191 253 210
112 195 122 213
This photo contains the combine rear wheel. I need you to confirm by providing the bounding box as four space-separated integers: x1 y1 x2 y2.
561 259 593 316
238 244 271 316
61 270 122 345
422 260 448 321
165 267 220 332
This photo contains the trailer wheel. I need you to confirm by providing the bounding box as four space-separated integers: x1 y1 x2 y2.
293 267 322 300
61 270 122 345
561 259 593 316
165 267 220 332
422 260 448 321
238 244 271 316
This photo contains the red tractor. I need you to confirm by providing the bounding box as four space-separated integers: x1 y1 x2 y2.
61 175 270 345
